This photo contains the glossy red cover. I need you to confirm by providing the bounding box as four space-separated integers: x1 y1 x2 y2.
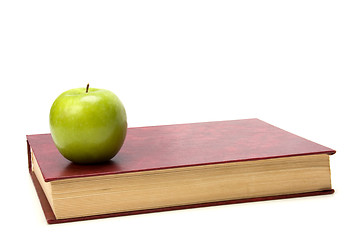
27 118 336 224
27 118 335 182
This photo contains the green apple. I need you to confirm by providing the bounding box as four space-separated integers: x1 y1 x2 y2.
49 85 127 164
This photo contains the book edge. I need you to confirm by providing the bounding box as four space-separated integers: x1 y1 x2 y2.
29 162 335 224
42 151 335 182
27 148 336 183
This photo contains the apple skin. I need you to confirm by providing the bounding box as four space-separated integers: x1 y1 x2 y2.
49 87 127 164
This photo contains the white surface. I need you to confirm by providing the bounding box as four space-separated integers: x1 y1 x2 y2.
0 1 359 239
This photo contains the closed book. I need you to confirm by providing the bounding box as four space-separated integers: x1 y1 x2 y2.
27 118 335 224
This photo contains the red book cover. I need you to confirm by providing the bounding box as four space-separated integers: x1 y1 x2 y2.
27 118 335 224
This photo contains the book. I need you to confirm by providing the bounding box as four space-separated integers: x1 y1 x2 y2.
27 118 336 224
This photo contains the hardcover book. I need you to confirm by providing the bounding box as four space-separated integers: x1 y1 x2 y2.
27 118 336 224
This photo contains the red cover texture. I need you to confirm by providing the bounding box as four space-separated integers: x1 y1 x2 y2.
27 118 335 223
27 118 335 182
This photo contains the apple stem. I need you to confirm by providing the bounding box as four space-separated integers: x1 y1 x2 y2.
86 83 89 93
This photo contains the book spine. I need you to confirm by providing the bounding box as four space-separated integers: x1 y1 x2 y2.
27 140 32 173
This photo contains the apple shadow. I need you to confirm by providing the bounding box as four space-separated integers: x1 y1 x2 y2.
60 156 126 178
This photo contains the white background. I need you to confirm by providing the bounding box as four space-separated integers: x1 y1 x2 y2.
0 0 359 239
